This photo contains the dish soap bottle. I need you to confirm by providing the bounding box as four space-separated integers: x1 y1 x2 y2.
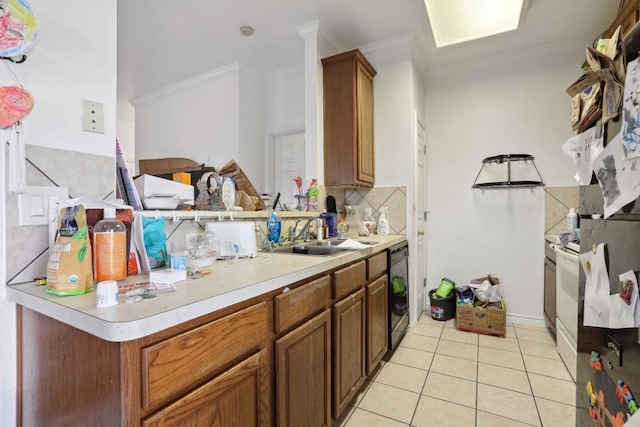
377 207 389 235
267 211 281 243
94 207 127 282
566 208 578 234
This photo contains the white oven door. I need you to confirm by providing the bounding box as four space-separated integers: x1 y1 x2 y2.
554 245 579 342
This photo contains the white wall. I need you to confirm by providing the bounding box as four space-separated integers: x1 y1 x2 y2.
263 64 305 194
0 2 117 425
239 64 266 191
133 64 241 169
425 38 587 323
117 95 136 174
265 65 305 132
364 41 413 188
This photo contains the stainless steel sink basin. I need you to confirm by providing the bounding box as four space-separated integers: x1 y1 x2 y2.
272 244 348 256
269 239 380 256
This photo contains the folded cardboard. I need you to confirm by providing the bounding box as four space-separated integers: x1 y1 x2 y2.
133 174 194 206
456 299 506 337
456 275 506 337
138 157 204 175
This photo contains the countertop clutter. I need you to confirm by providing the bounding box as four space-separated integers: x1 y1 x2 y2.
7 234 405 342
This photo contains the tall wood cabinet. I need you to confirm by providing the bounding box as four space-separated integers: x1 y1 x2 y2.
602 0 640 39
322 49 377 187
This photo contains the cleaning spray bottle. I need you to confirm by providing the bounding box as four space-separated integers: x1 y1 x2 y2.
377 207 389 235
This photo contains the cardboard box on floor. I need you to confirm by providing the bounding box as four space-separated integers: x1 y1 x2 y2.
456 276 507 338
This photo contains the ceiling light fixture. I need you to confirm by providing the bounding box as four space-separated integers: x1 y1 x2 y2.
240 26 254 37
424 0 529 48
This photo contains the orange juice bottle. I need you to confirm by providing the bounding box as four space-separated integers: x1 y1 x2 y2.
94 208 127 281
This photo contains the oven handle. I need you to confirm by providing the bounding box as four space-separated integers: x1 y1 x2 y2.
552 244 579 262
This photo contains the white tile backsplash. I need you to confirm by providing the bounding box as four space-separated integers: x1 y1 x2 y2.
5 144 115 285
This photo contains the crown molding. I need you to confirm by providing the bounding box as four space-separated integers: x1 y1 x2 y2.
131 62 240 106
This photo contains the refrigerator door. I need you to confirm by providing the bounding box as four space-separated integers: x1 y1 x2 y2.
576 218 640 425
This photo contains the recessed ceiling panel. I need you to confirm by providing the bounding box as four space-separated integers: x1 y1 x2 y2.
425 0 529 48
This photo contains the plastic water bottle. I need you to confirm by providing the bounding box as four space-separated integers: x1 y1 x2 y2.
566 208 578 234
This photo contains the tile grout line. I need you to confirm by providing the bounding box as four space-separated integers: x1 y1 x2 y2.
515 325 545 427
348 319 564 426
408 318 443 426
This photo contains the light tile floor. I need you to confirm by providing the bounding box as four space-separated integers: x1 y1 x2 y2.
335 313 576 427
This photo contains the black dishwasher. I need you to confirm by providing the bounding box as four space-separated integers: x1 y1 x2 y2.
386 241 409 355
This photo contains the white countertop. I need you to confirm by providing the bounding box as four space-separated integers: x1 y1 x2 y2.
7 235 406 342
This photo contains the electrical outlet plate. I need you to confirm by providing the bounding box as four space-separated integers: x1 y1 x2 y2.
82 99 105 134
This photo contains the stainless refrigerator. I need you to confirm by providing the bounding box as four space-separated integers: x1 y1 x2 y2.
575 118 640 426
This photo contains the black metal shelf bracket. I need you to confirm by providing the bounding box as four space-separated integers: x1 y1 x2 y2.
472 154 545 189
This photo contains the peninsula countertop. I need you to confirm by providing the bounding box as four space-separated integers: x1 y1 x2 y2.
7 235 406 342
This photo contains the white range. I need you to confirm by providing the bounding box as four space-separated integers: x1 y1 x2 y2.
553 241 580 382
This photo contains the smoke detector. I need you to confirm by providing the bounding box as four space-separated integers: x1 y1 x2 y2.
240 26 254 37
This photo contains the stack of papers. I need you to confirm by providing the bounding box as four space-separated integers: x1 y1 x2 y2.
336 239 370 250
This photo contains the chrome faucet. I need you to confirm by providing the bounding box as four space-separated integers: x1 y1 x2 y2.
292 218 316 242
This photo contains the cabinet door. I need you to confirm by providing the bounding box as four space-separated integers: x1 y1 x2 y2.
367 275 388 375
322 49 376 187
544 258 556 330
141 301 268 412
276 309 331 427
356 61 375 185
142 349 271 427
333 287 366 419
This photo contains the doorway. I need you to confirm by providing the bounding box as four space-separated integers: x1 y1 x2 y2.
271 130 305 207
415 111 427 316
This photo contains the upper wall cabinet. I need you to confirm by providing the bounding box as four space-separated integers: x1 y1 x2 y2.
603 0 640 38
322 49 377 187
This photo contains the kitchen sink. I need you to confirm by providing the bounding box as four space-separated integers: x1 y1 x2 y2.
272 243 349 256
270 239 379 256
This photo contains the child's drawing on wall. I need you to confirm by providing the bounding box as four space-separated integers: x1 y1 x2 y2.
596 154 621 208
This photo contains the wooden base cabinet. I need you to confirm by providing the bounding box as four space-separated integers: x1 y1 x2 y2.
18 300 273 427
17 249 399 426
332 287 366 418
544 244 557 335
366 275 388 375
142 349 271 427
276 309 332 427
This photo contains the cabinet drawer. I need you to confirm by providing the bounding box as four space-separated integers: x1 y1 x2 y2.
141 301 268 413
142 349 271 427
275 275 331 335
367 252 387 280
333 260 366 300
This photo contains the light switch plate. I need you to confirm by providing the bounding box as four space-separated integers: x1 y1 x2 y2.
19 186 69 226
